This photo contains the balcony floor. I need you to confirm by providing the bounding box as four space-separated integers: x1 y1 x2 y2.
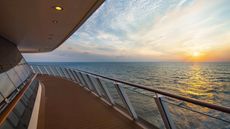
36 75 143 129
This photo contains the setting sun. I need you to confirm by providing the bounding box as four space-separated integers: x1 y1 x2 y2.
185 51 207 62
192 52 200 57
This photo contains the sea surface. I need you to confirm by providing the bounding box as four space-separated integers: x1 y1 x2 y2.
31 62 230 129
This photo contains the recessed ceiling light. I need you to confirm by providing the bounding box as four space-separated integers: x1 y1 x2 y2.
52 20 58 24
55 6 63 11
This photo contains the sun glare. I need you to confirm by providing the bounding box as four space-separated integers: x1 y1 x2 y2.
192 51 200 57
187 51 207 62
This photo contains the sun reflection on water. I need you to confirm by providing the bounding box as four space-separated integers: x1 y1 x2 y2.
179 63 214 105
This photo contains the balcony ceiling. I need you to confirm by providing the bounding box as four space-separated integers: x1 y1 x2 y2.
0 0 104 53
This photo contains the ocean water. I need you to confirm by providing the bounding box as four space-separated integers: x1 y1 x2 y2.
51 62 230 106
33 62 230 128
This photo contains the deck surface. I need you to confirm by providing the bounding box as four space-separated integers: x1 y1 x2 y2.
37 75 143 129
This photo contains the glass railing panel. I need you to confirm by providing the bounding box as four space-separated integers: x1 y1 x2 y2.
62 68 70 79
6 69 21 88
0 79 38 129
53 67 61 77
47 66 55 76
43 66 50 75
29 80 37 91
66 69 75 81
73 71 80 82
14 65 27 82
100 79 126 108
0 120 14 129
36 66 43 74
71 70 78 81
21 93 29 105
7 111 20 127
61 68 67 77
50 66 58 76
40 66 49 75
86 74 98 93
122 85 165 129
71 70 80 82
20 58 26 64
14 101 26 116
162 98 230 129
0 73 16 98
56 67 64 77
42 66 50 75
66 69 73 80
24 64 32 74
81 73 93 90
23 64 31 78
0 94 4 104
24 87 33 99
76 72 86 86
21 65 30 81
88 76 106 97
31 66 39 73
21 65 29 81
58 67 65 77
20 64 28 76
15 64 30 82
21 64 30 78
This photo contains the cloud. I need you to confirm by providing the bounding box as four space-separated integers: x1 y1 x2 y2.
24 0 230 62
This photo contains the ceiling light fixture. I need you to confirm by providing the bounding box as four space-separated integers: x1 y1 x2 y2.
52 20 58 24
55 6 63 11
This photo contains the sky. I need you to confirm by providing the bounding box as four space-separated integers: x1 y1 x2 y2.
24 0 230 62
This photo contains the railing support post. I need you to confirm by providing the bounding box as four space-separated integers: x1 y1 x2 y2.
37 66 43 74
154 94 176 129
74 71 84 86
60 68 68 79
58 67 65 78
69 70 79 83
86 74 101 96
30 66 35 73
65 68 74 81
72 71 79 82
64 68 71 80
44 66 50 75
49 66 55 76
79 72 90 89
114 83 138 119
96 78 114 105
69 69 77 82
55 67 62 77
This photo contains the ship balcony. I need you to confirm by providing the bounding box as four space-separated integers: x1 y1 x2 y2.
0 63 230 129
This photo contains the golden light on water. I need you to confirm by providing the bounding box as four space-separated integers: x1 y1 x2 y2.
179 64 214 105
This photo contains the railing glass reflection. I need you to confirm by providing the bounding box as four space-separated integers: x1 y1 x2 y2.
0 80 39 129
0 58 32 106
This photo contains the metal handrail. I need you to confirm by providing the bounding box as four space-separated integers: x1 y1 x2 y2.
75 68 230 114
162 99 230 123
30 64 230 114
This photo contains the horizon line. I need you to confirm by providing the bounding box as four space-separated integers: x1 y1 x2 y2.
28 61 230 63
